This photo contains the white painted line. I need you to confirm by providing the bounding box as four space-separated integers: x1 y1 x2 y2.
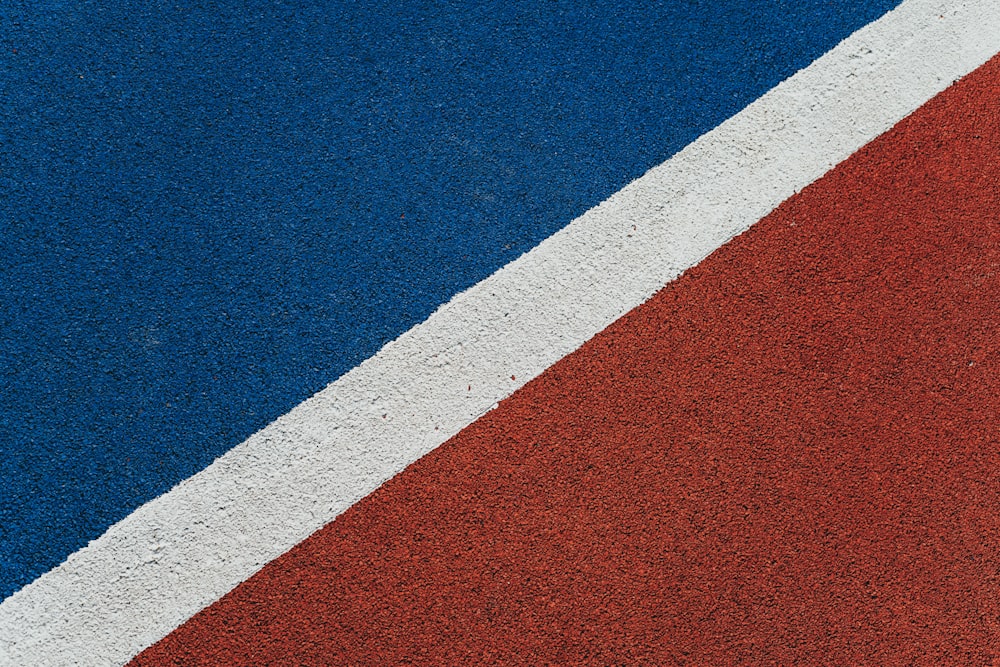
2 1 999 665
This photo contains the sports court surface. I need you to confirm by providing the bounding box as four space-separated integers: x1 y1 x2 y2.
2 1 999 664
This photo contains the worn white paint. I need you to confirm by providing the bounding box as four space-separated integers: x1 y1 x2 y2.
2 1 999 664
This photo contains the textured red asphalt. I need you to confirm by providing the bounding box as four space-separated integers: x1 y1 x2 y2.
134 56 1000 666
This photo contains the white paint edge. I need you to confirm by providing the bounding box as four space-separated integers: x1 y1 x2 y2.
2 1 999 664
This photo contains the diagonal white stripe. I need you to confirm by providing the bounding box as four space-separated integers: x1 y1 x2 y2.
2 1 999 664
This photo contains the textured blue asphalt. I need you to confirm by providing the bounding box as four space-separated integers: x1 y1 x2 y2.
0 1 900 599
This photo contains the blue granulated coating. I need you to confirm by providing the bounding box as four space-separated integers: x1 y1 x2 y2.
0 0 900 598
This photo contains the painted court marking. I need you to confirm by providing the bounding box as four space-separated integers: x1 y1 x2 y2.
2 0 999 664
135 51 1000 664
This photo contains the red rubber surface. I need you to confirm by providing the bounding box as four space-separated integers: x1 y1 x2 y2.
134 56 1000 666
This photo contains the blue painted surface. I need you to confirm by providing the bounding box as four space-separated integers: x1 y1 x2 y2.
0 1 900 598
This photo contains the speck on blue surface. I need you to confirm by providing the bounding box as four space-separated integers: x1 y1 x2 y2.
0 0 900 599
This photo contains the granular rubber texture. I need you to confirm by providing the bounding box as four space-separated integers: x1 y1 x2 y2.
133 55 1000 666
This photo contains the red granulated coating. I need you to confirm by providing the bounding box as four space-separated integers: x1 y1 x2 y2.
134 56 1000 666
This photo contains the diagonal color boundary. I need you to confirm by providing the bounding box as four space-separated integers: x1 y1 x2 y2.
2 1 999 664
